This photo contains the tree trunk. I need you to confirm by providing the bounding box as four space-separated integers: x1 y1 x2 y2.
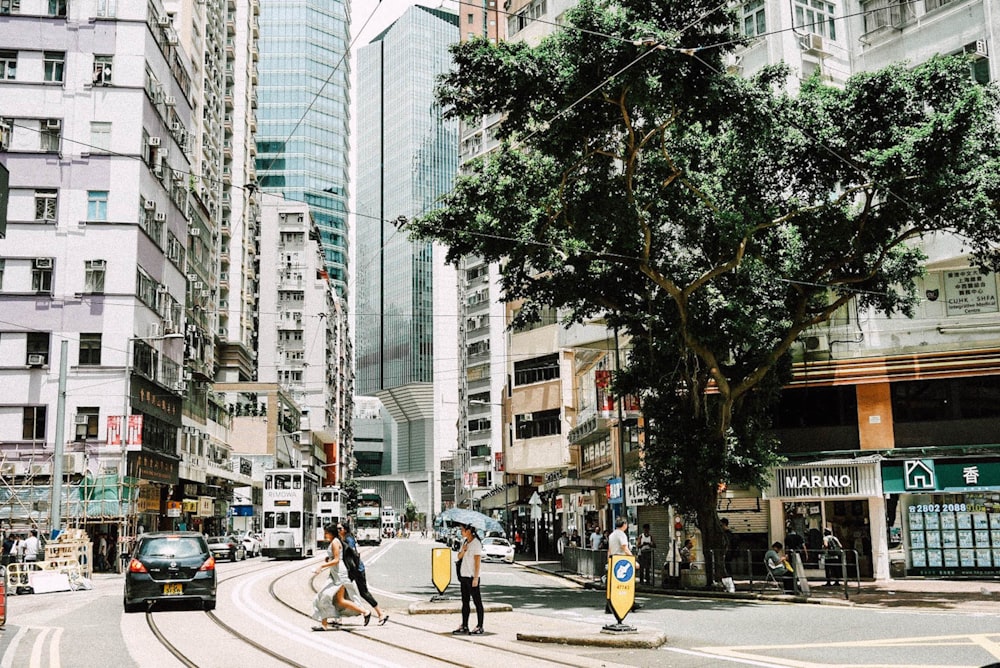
696 486 727 586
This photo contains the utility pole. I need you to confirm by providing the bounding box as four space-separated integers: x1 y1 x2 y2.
50 339 68 538
613 327 628 518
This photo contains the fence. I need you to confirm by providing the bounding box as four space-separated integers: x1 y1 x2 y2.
560 545 863 598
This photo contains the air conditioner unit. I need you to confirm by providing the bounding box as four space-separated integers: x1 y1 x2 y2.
144 198 156 210
164 320 177 334
90 259 107 269
45 119 61 130
0 463 19 476
166 33 178 46
148 136 161 147
74 414 89 425
165 96 177 106
170 122 182 132
522 412 533 421
187 273 198 282
34 257 53 269
193 281 203 289
64 453 85 474
973 39 989 59
199 289 209 298
154 212 167 222
803 33 825 54
173 381 186 392
803 334 830 353
30 464 49 477
158 15 170 25
189 227 200 236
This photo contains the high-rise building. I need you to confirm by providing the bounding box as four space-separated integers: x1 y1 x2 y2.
0 1 259 540
255 1 350 297
354 5 460 518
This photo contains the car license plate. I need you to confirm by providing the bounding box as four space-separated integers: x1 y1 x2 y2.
162 583 183 596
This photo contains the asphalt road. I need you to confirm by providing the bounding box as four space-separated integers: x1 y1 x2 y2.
1 539 999 667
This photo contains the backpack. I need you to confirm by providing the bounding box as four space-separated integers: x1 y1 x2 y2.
341 538 361 581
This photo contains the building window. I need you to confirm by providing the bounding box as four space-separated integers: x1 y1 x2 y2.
794 0 837 40
22 406 47 440
514 353 560 386
925 0 956 10
32 259 53 293
79 333 102 365
861 0 915 33
0 50 16 80
84 259 106 293
43 51 65 83
962 42 991 84
90 121 111 152
41 120 61 152
34 189 57 221
27 331 50 365
97 0 116 17
74 407 100 441
467 12 473 24
47 0 66 17
92 55 112 85
515 408 561 439
87 190 108 220
742 0 766 37
0 0 21 15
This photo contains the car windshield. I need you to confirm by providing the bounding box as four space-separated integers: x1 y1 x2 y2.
208 536 228 543
485 538 510 547
138 537 205 559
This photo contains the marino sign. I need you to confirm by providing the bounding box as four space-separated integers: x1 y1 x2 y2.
784 473 853 490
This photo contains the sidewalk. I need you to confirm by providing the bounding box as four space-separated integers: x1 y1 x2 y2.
516 556 1000 612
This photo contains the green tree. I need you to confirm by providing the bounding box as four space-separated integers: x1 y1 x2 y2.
410 0 1000 581
342 478 361 520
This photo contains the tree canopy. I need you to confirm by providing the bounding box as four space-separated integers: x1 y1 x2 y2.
408 0 1000 574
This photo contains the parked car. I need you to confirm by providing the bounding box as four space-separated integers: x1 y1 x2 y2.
239 533 261 557
123 532 216 612
206 535 247 562
482 536 515 563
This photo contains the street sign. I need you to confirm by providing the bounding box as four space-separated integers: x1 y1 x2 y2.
529 490 542 521
606 555 636 623
431 547 452 595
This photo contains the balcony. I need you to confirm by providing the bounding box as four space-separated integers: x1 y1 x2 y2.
225 38 235 59
567 413 612 445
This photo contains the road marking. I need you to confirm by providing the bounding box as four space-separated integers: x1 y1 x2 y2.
29 627 49 668
1 626 29 668
663 647 787 667
48 628 62 668
694 632 1000 667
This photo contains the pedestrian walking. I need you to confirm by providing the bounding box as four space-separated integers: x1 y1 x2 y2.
339 522 388 625
556 531 567 557
589 526 602 551
312 524 370 631
12 534 23 563
452 523 484 635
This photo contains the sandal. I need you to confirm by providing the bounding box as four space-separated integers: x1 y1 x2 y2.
311 625 331 632
363 613 372 626
378 614 389 626
470 627 484 635
452 626 469 635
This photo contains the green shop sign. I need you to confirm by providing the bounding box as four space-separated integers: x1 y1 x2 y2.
882 459 1000 494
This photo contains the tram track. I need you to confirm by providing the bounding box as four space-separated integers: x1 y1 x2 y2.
263 547 590 668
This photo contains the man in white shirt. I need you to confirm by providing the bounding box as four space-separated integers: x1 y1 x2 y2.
23 529 41 563
590 527 603 551
607 517 632 557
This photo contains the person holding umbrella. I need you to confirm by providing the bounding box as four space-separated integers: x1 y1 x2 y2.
452 523 484 635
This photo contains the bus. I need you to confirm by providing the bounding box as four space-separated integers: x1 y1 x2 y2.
355 489 382 545
261 468 318 559
381 506 398 538
316 486 343 548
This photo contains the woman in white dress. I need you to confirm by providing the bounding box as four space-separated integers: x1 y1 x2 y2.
312 524 370 631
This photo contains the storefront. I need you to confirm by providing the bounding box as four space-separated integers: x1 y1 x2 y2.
128 449 179 533
766 456 888 579
882 456 1000 577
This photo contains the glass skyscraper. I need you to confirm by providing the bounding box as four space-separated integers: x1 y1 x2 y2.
256 1 351 296
355 5 459 398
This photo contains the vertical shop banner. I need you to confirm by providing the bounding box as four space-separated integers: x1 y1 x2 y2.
107 415 144 450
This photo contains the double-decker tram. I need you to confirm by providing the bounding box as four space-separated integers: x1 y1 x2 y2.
355 489 382 545
262 468 318 559
316 486 343 548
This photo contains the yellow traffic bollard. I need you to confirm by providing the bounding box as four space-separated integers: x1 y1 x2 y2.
604 555 636 632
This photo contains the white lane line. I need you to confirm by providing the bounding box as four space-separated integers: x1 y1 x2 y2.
48 627 62 668
0 626 29 668
28 627 49 668
662 647 788 667
230 565 403 667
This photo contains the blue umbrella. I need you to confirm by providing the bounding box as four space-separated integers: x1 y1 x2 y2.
437 508 504 537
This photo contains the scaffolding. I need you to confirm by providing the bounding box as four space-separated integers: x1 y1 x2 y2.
0 449 139 568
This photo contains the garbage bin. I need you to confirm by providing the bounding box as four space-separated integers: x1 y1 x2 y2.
890 559 906 578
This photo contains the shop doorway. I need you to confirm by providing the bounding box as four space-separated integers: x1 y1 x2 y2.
824 499 873 578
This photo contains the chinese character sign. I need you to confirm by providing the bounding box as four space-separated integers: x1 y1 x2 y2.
944 269 999 316
107 416 123 446
107 415 143 449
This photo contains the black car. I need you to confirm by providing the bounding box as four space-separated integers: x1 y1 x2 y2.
123 532 217 612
